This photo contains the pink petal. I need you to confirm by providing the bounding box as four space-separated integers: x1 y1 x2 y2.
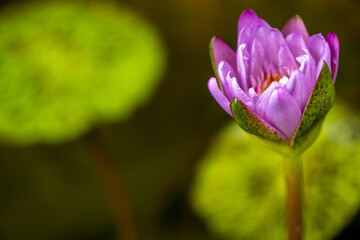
285 31 308 61
250 39 265 88
248 88 259 103
218 61 254 109
285 69 312 112
236 43 250 91
238 25 252 47
253 27 296 72
237 12 271 46
211 36 237 76
255 81 279 118
217 61 235 99
230 77 254 109
282 15 310 41
296 54 317 86
307 34 331 79
265 88 302 139
238 9 259 34
326 33 339 83
208 77 232 116
278 44 297 75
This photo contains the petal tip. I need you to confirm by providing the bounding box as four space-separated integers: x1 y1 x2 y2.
242 9 257 16
208 77 232 116
207 76 217 88
293 15 303 21
210 35 220 44
209 35 221 51
238 9 259 32
327 32 338 38
326 33 339 48
209 36 236 84
282 15 309 41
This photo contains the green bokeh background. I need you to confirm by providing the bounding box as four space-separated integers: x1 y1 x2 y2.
0 0 165 144
192 103 360 240
0 0 359 239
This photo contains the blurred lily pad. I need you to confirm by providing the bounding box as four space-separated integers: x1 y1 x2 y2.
0 0 165 144
192 102 360 240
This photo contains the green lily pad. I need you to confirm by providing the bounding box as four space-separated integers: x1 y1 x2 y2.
192 102 360 240
0 0 165 144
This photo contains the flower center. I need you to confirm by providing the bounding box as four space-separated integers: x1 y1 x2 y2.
255 73 283 94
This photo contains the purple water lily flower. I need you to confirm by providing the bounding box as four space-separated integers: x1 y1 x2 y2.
208 9 339 143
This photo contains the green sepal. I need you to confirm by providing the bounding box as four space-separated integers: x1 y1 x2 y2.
230 97 286 144
209 36 222 89
291 62 335 153
209 37 217 78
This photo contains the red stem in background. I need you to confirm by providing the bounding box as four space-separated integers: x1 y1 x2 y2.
85 130 138 240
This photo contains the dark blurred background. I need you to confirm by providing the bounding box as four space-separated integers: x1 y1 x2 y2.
0 0 359 239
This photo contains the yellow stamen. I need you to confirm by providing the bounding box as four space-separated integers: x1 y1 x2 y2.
256 74 284 94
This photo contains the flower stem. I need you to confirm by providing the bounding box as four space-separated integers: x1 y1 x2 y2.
85 129 138 240
284 153 303 240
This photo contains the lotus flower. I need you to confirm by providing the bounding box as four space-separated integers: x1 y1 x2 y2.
208 9 339 149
